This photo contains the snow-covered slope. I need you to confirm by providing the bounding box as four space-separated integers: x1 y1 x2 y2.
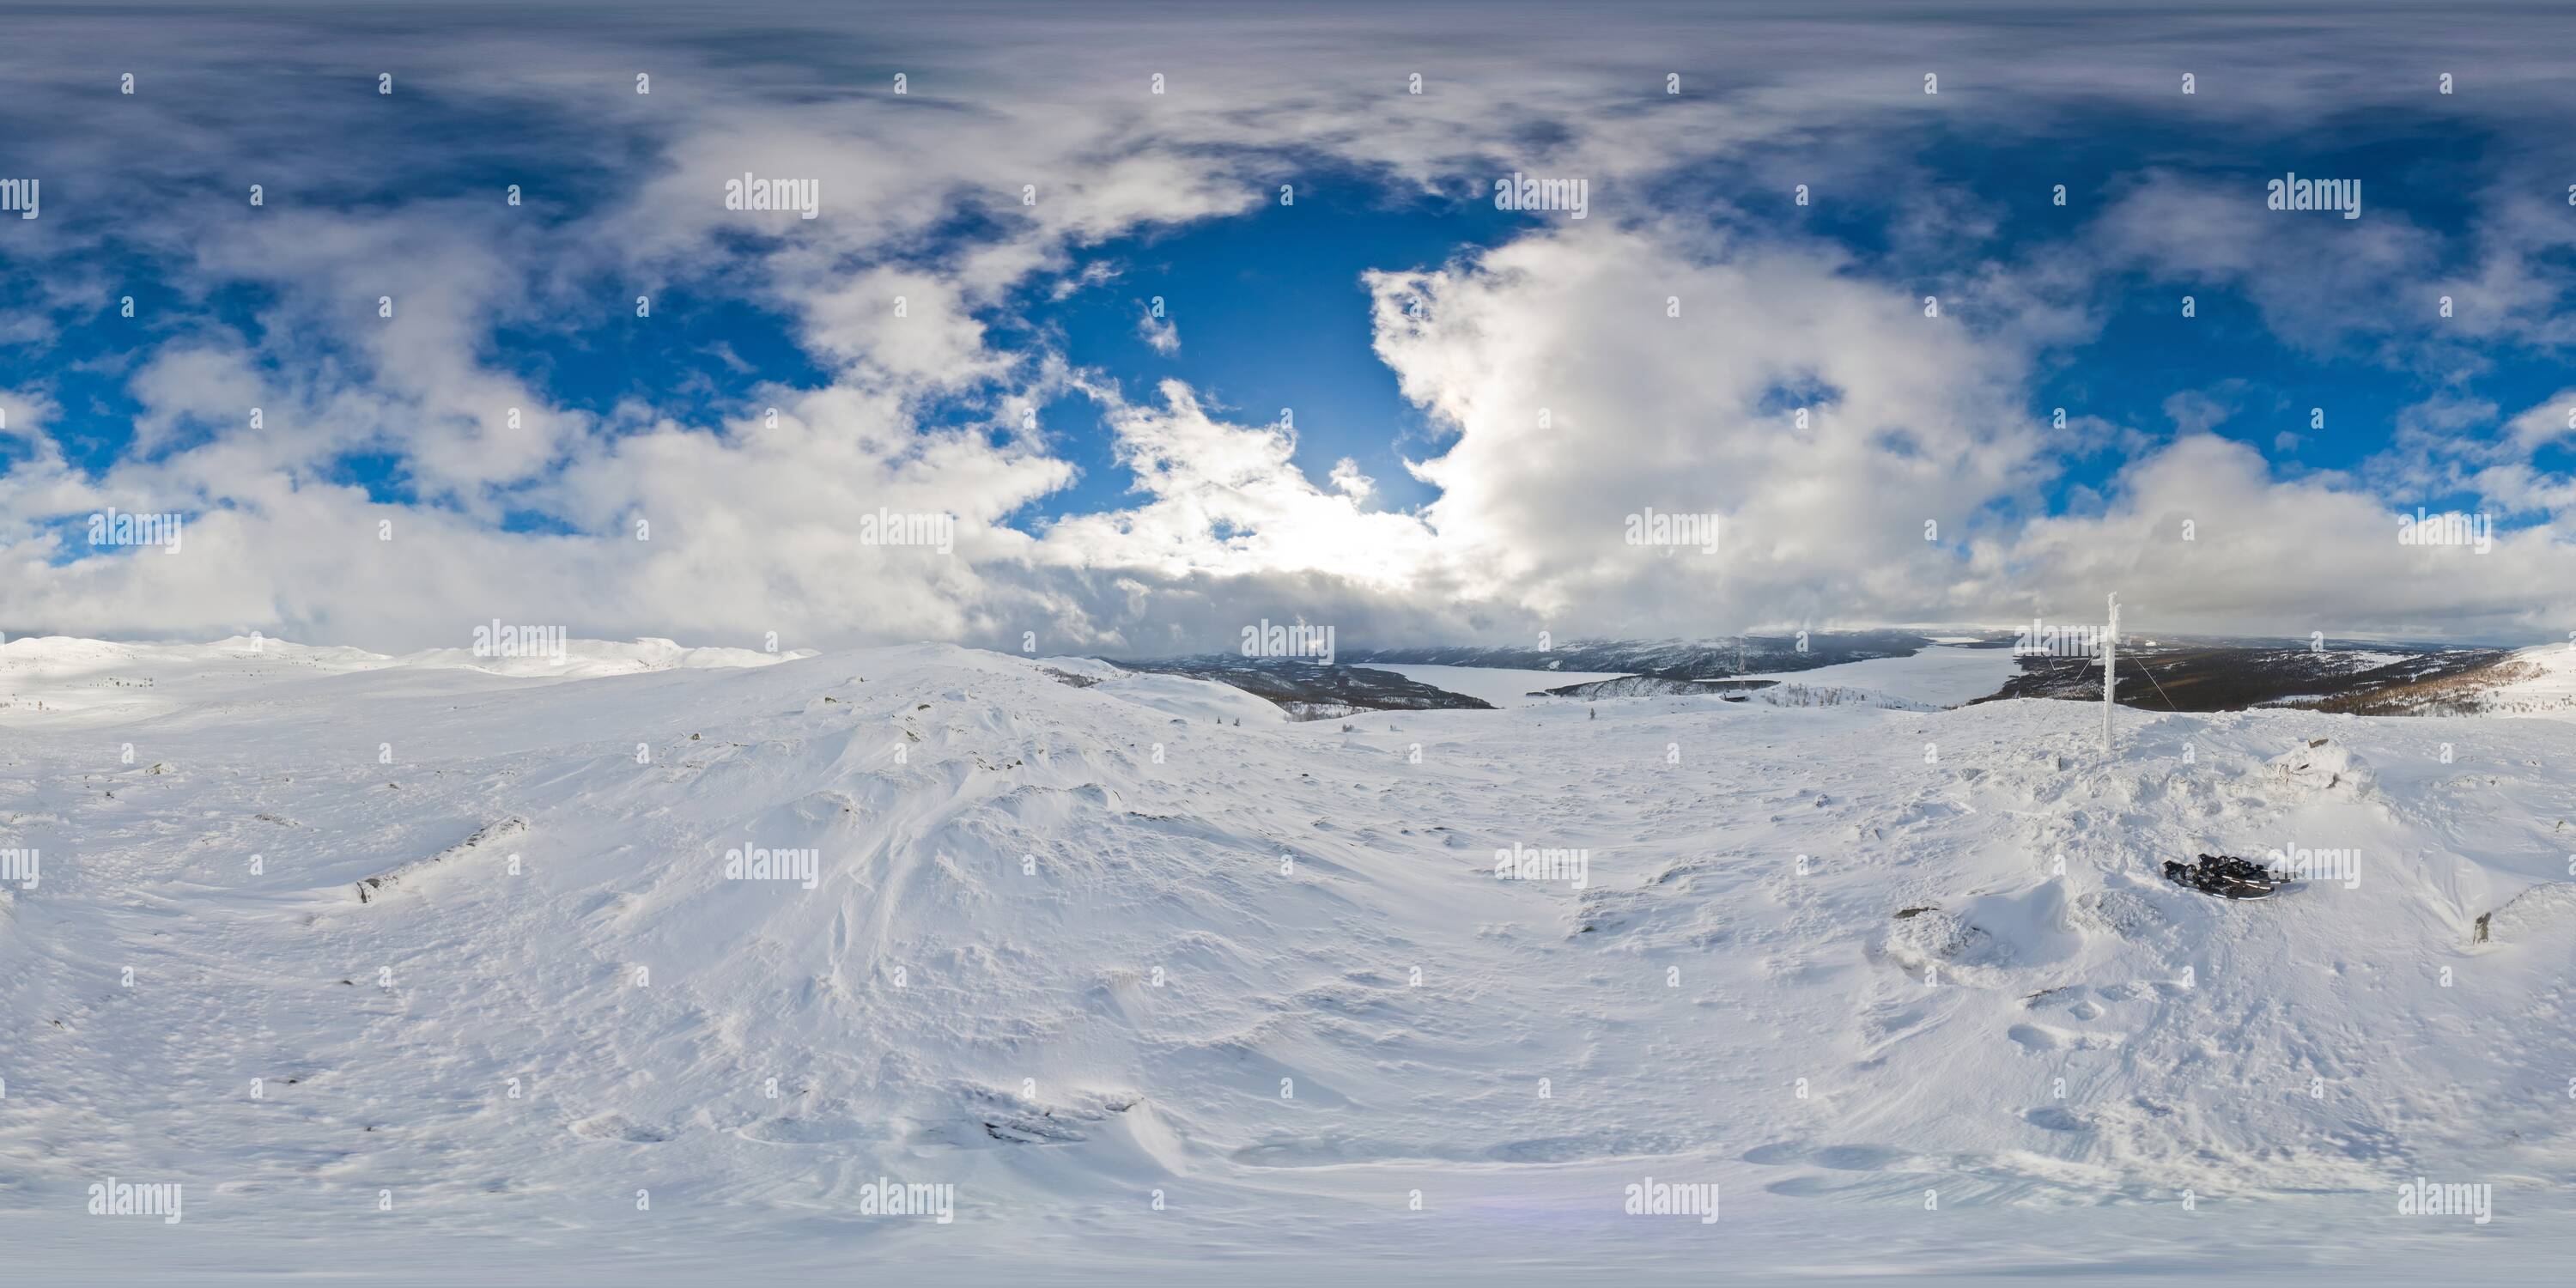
0 634 810 727
3 640 2572 1283
2472 642 2576 715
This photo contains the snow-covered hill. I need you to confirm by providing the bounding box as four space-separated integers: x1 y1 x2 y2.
0 634 811 726
3 639 2572 1283
2468 642 2576 716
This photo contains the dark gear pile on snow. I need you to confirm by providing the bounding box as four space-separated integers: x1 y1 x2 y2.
2162 854 2281 900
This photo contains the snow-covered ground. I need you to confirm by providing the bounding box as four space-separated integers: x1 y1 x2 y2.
1373 664 1636 708
3 638 2573 1284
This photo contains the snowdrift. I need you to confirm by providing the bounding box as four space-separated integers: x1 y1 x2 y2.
4 637 2574 1278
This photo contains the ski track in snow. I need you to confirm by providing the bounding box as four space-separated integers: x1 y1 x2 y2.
3 636 2573 1281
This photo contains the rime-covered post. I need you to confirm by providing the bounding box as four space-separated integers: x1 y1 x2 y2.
2103 592 2120 754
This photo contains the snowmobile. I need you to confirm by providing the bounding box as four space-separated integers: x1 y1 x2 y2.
2161 854 2282 900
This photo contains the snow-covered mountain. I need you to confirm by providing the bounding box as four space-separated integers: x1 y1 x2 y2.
3 637 2571 1282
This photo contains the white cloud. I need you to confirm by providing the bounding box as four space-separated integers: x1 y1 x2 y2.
12 4 2576 650
1138 305 1180 355
1327 457 1375 504
1366 221 2046 629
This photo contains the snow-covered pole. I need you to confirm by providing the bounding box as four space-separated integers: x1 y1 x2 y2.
2103 592 2119 754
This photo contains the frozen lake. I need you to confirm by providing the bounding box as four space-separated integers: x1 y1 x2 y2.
1373 664 1637 707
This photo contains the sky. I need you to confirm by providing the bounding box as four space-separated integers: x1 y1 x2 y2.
4 0 2576 655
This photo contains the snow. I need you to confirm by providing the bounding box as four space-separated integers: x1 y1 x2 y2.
0 634 807 728
1372 664 1637 707
2478 642 2576 715
391 635 817 679
1738 641 2021 708
4 636 2574 1282
1087 672 1286 726
1380 647 2014 711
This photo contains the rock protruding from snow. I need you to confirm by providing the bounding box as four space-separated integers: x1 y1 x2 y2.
354 817 530 903
2478 882 2576 944
2263 737 2374 796
1880 906 2006 976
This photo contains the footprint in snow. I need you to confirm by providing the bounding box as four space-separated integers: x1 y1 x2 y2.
2024 1106 2088 1133
2008 1022 2123 1053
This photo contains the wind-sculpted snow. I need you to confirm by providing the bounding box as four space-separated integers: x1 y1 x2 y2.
3 641 2574 1280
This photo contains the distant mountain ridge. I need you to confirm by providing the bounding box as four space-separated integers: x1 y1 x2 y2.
1978 641 2510 713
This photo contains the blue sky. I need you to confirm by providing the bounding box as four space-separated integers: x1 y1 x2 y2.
984 172 1522 521
3 1 2575 651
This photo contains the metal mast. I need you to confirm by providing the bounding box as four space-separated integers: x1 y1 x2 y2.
2103 592 2119 754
